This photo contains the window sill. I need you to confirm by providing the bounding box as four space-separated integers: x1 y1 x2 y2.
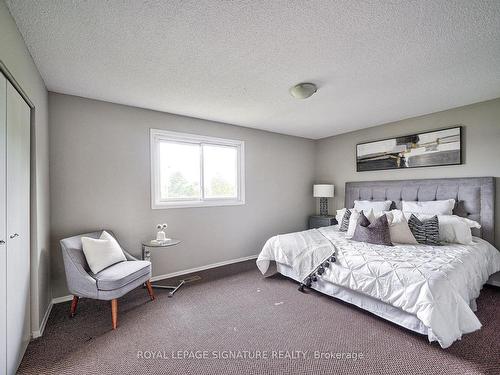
152 199 245 209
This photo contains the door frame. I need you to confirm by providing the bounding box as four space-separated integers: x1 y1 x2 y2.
0 61 34 109
0 61 36 345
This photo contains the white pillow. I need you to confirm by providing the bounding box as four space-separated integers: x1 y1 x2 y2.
385 210 418 244
402 199 455 216
403 213 480 245
81 231 127 274
354 200 392 212
438 216 479 245
460 217 482 229
346 209 376 238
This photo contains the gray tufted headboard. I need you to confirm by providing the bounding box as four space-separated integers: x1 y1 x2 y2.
344 177 495 245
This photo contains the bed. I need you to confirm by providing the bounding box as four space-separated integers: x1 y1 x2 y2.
257 177 500 348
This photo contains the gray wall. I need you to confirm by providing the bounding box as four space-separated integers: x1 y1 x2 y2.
49 93 316 298
49 91 500 298
315 97 500 248
0 1 51 334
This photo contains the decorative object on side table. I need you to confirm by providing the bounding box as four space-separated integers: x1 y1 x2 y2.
313 184 334 216
309 215 337 229
152 223 169 244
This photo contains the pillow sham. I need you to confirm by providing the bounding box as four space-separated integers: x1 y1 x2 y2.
402 199 455 216
385 210 418 244
407 214 441 246
351 211 393 246
354 200 392 212
81 231 127 274
404 213 480 245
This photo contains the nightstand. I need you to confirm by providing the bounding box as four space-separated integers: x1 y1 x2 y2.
309 215 337 229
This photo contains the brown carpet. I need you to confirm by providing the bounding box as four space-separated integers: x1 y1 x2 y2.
18 260 500 375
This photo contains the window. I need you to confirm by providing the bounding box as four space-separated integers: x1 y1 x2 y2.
151 129 245 209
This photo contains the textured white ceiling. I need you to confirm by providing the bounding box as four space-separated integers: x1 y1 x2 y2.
6 0 500 139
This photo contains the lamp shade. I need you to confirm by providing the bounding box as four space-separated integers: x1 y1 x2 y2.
313 184 334 198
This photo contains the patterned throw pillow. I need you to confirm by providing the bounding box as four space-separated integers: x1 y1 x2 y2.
351 212 393 246
339 209 351 231
407 214 441 246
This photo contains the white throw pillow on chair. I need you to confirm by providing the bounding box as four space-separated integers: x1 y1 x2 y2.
81 231 127 274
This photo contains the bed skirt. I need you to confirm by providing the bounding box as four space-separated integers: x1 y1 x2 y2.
276 262 430 335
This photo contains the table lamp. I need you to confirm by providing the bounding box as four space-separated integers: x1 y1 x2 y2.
313 184 334 216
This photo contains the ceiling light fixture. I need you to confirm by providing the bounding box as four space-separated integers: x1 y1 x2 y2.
290 82 317 99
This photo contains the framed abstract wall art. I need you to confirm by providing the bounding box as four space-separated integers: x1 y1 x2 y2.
356 126 462 172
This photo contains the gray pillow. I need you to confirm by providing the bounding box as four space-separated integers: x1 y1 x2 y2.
339 209 351 232
407 214 441 246
351 212 393 246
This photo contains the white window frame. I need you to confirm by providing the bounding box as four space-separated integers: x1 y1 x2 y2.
150 129 245 209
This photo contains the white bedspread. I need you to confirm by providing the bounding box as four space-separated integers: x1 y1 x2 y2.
256 229 335 281
257 226 500 348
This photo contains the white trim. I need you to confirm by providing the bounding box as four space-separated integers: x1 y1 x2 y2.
151 129 243 146
50 255 259 307
150 254 258 282
31 300 53 339
150 129 245 209
51 295 74 304
487 280 500 287
487 272 500 287
152 199 245 209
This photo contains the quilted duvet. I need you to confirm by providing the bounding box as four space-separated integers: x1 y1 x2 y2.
257 226 500 348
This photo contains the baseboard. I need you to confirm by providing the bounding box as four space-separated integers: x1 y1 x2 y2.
150 254 258 282
32 300 53 339
51 254 259 305
486 271 500 287
52 294 74 304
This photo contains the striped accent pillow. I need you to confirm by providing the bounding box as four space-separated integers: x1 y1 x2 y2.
407 214 441 246
339 209 351 231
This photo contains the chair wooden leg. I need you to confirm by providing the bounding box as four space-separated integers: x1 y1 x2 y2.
111 299 118 330
70 296 79 318
145 280 155 301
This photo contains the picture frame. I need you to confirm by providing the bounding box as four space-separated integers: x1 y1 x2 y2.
356 126 462 172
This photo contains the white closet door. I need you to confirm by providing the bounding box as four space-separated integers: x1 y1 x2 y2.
6 80 30 375
0 73 7 375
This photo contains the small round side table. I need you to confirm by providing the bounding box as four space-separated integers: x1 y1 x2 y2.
142 239 183 297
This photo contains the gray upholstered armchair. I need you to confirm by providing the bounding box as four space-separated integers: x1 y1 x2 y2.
60 230 155 329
